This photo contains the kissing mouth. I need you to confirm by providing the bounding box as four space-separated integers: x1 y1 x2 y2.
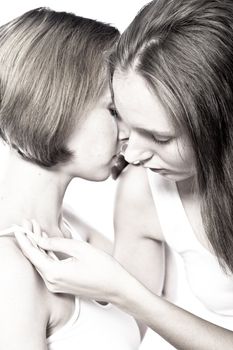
111 154 129 180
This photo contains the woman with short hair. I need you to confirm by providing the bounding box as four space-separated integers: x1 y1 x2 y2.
0 8 141 349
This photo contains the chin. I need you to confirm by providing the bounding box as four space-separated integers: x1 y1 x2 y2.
163 172 194 182
84 167 111 182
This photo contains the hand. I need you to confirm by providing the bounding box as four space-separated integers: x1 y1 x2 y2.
14 220 126 303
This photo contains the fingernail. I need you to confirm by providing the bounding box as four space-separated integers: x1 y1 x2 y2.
132 160 141 165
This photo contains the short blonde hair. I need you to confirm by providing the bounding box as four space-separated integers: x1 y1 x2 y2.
0 8 119 166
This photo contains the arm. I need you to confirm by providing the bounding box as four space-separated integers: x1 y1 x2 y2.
113 165 165 336
113 165 165 294
0 237 49 350
113 274 233 350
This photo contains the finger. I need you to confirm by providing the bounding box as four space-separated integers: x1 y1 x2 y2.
21 220 53 258
21 219 33 237
14 230 55 271
42 233 60 261
31 219 43 238
31 220 51 256
35 235 82 257
21 219 38 248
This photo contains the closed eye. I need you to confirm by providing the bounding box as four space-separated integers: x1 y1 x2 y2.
108 107 120 119
134 126 175 145
153 136 174 145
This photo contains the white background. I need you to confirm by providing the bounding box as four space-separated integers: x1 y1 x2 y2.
0 1 164 348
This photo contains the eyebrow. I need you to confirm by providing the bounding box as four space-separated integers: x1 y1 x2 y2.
135 126 174 137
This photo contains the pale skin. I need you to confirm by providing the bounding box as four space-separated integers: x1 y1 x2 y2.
15 69 233 349
0 88 138 349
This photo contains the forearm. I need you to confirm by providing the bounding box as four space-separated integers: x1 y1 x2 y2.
113 274 233 350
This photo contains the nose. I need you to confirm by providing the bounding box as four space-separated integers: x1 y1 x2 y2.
118 120 129 142
117 120 129 154
123 134 154 165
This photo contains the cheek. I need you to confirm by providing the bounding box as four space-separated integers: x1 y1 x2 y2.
175 141 195 169
102 117 118 141
159 141 195 169
73 116 117 154
93 118 117 155
93 120 119 166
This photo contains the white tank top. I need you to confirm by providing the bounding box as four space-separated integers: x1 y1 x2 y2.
147 170 233 330
0 222 141 350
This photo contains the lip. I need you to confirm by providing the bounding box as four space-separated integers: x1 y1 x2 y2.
149 168 167 173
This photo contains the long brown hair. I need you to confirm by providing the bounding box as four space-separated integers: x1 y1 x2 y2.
111 0 233 273
0 8 119 166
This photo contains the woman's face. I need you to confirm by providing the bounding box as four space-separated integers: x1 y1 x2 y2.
112 69 196 182
65 88 118 181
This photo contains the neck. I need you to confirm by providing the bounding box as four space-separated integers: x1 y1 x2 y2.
0 147 72 236
176 175 200 202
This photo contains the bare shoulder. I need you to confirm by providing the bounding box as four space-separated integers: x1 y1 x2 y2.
0 237 49 345
0 236 47 289
114 165 164 241
0 236 50 311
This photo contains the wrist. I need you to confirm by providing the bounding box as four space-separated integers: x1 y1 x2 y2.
107 261 133 305
110 262 145 310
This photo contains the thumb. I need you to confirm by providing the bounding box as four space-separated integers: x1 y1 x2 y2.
35 235 82 257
